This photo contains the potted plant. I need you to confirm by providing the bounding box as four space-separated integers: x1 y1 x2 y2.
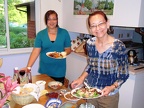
0 73 19 108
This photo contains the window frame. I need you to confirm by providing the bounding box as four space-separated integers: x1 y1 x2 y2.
0 0 40 56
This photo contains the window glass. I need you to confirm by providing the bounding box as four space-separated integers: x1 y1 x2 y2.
0 0 35 50
0 0 6 48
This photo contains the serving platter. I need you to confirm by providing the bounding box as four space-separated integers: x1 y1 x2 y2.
64 92 80 101
46 52 66 59
71 86 102 99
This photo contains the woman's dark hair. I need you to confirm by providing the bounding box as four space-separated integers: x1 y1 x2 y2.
44 10 58 27
87 11 108 27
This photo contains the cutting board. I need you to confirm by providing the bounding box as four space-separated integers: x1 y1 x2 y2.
75 41 86 53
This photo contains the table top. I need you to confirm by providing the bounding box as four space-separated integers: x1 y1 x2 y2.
9 74 85 108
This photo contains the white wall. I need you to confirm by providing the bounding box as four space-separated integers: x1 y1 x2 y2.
0 53 39 77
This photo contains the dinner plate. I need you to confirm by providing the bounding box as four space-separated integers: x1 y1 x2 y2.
45 98 62 108
22 103 45 108
71 86 102 99
46 52 66 59
48 81 63 89
64 92 80 101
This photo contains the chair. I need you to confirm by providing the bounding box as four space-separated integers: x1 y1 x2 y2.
0 58 3 68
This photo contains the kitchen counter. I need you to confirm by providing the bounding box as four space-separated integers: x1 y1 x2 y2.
129 64 144 75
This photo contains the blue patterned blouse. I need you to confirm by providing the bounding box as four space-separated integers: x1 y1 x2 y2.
84 37 129 95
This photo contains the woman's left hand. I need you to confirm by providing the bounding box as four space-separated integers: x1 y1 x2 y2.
101 86 115 96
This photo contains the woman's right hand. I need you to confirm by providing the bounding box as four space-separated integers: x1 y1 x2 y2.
19 67 28 72
70 78 84 89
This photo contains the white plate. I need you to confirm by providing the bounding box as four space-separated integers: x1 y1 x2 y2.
22 103 45 108
48 81 63 89
64 92 80 101
46 52 66 59
45 98 62 108
71 87 102 99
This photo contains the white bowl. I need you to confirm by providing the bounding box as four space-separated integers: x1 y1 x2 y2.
48 81 62 89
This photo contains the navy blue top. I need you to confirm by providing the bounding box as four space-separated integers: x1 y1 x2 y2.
85 37 129 95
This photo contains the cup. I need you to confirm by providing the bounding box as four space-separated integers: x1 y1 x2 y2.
36 80 46 91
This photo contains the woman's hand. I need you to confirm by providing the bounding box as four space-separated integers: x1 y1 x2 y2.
101 85 115 96
70 78 84 89
70 72 88 89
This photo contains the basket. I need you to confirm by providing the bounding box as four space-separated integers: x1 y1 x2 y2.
11 93 35 105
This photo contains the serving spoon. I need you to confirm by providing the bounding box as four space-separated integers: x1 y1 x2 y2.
84 82 90 90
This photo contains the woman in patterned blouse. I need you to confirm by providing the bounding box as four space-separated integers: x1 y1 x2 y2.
71 11 129 108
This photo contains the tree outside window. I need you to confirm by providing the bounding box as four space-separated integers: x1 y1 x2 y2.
0 0 35 49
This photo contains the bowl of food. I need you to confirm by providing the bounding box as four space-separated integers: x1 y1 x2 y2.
11 83 39 105
11 87 35 105
48 81 63 90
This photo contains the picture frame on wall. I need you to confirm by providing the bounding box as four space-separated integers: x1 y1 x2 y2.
74 0 114 15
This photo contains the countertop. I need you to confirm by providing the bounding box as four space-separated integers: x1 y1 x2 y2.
72 52 144 75
129 64 144 75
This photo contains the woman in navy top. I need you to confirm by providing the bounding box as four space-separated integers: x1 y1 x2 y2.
26 10 71 84
71 11 129 108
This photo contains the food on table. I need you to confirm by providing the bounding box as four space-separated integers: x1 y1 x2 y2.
50 84 61 89
48 52 63 58
64 92 80 101
71 87 101 99
19 87 33 95
46 92 59 98
48 81 62 89
40 89 48 96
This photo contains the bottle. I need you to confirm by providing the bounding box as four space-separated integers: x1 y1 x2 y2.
13 67 20 84
27 67 32 83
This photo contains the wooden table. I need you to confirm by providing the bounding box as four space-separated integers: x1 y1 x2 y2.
9 74 85 108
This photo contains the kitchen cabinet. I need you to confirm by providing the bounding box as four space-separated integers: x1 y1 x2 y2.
36 0 144 34
62 0 144 34
66 52 144 108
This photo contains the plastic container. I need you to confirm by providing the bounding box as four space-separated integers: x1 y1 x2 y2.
27 67 32 83
13 67 20 84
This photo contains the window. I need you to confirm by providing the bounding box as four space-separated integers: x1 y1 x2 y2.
0 0 36 55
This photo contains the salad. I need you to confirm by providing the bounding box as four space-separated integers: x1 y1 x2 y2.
71 87 101 99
